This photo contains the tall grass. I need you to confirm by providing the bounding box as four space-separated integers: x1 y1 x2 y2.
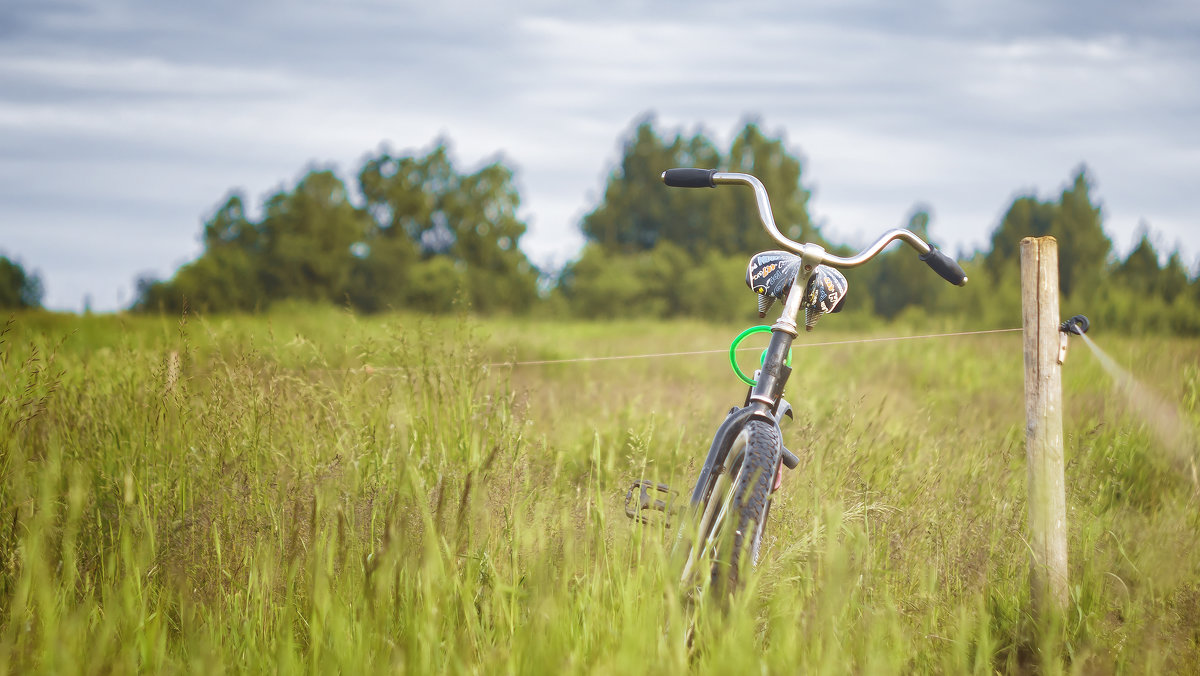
1 308 1197 673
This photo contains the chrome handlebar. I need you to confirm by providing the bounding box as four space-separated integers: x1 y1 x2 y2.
664 169 967 285
711 172 931 266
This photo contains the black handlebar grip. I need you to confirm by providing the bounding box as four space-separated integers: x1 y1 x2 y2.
920 248 968 286
661 168 717 188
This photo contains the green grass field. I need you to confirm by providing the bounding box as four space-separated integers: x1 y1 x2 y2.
1 308 1198 674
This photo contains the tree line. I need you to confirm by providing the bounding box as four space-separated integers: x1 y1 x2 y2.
3 116 1198 333
560 117 1200 334
133 144 539 315
0 255 42 310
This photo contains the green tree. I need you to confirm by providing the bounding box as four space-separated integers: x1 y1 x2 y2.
580 116 820 259
1115 231 1162 296
1115 228 1191 304
1054 170 1110 297
0 255 43 309
558 245 654 318
350 151 425 312
581 118 721 254
203 194 259 252
985 167 1111 299
135 194 266 313
863 208 944 320
137 140 540 315
985 196 1055 279
355 143 539 313
1160 250 1189 303
718 121 818 248
257 170 371 304
440 162 539 313
135 171 369 314
677 251 757 321
567 117 822 320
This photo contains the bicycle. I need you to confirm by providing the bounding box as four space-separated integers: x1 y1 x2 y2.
624 168 967 599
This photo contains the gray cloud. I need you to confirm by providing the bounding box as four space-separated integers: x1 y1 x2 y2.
1 0 1198 310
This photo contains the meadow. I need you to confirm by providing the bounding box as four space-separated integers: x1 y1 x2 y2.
1 307 1198 674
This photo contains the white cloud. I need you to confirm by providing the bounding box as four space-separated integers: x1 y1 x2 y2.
0 55 301 96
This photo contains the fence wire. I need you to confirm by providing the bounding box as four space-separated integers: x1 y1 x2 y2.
482 327 1023 368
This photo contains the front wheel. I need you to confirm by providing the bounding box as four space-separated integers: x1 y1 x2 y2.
679 418 781 598
712 419 780 596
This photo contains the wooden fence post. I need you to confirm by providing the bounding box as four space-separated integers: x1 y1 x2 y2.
1020 236 1069 616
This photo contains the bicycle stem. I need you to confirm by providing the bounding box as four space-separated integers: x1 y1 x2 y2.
747 262 815 409
747 329 795 410
746 239 822 409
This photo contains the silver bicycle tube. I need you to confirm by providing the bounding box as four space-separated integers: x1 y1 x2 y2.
711 172 935 266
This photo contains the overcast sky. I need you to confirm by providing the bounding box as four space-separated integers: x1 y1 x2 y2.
2 0 1197 311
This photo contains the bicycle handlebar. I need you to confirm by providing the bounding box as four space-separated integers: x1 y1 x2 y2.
661 169 968 286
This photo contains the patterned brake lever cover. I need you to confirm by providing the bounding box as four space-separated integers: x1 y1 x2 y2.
803 265 848 330
746 250 848 328
745 250 802 299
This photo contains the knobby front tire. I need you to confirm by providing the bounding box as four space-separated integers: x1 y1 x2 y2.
678 418 781 599
710 419 780 598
